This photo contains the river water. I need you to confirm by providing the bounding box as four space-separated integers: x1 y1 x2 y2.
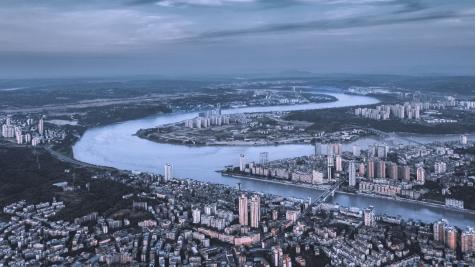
73 92 474 228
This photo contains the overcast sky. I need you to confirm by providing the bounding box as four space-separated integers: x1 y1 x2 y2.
0 0 474 78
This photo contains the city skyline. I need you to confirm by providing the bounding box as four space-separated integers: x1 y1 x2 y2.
0 0 473 265
0 74 473 266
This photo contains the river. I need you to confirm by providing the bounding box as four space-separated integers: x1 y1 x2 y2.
73 92 474 228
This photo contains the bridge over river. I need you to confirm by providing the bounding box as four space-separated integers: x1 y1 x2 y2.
302 181 344 217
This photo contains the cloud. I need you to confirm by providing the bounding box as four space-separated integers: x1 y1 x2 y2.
193 8 472 40
0 8 193 53
0 0 472 78
155 0 255 7
129 0 422 10
0 0 471 52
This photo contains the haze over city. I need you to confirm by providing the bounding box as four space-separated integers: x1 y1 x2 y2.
0 0 474 77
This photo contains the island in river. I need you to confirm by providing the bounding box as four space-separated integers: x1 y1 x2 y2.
135 109 371 146
134 93 372 146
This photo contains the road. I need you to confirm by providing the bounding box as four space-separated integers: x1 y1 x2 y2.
44 145 115 170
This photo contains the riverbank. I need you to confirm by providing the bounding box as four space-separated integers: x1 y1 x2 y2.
286 104 475 135
220 171 331 191
335 190 475 215
221 171 475 215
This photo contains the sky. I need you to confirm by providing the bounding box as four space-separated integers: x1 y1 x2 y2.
0 0 474 78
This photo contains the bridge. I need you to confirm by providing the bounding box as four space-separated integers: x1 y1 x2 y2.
302 181 343 216
368 128 424 145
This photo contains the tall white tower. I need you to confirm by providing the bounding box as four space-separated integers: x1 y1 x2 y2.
348 160 356 187
238 194 248 225
327 155 334 180
192 208 201 224
239 154 246 172
38 117 44 136
335 155 342 172
461 135 468 145
249 195 261 228
416 166 425 185
164 163 172 181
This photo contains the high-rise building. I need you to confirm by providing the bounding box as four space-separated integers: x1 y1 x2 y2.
2 124 14 138
272 210 278 221
192 208 201 224
271 246 283 267
327 155 334 180
249 195 260 228
238 194 248 226
368 145 376 157
461 227 474 253
352 145 361 157
24 133 31 144
164 163 172 181
399 165 410 181
15 128 23 144
327 144 333 156
38 117 44 136
445 226 458 250
416 166 425 185
363 206 375 226
335 155 342 172
414 106 420 120
376 160 386 178
336 143 342 155
376 145 388 159
204 204 215 215
367 160 375 179
358 163 366 177
32 136 41 146
461 134 468 145
314 143 321 156
327 143 342 156
285 210 300 222
369 144 388 158
348 161 356 187
388 162 398 179
282 255 292 267
239 154 246 172
433 219 447 242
